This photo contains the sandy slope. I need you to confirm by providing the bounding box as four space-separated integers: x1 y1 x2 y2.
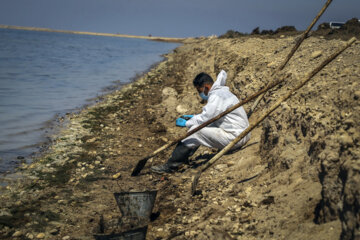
0 34 359 240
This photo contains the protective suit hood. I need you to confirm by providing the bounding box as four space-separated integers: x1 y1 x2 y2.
208 70 227 95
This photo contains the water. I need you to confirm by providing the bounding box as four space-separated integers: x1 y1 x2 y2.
0 29 178 174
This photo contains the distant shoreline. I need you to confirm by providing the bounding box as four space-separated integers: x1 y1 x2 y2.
0 24 186 43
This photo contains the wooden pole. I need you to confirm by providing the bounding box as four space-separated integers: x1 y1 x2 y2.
191 37 356 195
247 0 333 118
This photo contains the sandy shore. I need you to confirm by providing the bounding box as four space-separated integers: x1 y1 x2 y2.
0 25 187 43
0 33 359 240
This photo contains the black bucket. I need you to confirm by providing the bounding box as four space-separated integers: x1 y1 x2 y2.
114 191 157 223
94 226 148 240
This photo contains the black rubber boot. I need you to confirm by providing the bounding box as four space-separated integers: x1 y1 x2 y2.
151 142 198 174
168 142 198 167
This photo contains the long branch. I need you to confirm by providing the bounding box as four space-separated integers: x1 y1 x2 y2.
191 37 357 195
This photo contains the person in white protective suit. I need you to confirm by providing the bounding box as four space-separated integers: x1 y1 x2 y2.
151 70 250 174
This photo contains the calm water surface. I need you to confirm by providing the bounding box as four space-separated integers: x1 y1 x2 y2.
0 29 178 173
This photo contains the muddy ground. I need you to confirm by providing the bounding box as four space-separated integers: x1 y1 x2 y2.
0 30 359 240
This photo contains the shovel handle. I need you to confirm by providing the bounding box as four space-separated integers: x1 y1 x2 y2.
249 0 333 118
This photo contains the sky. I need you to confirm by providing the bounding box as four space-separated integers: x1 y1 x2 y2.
0 0 359 38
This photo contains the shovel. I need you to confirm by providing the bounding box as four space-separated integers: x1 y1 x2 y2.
131 73 289 176
131 0 333 177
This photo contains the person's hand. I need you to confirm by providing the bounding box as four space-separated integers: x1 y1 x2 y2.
176 118 187 127
181 115 194 120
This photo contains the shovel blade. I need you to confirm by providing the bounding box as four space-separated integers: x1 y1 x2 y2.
131 157 149 176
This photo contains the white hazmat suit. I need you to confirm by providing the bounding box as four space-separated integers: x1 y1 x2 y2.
183 70 250 149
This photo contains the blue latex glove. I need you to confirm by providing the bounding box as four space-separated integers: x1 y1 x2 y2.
176 117 187 127
181 115 194 120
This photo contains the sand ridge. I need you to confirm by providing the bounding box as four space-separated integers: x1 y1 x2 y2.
0 33 359 239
